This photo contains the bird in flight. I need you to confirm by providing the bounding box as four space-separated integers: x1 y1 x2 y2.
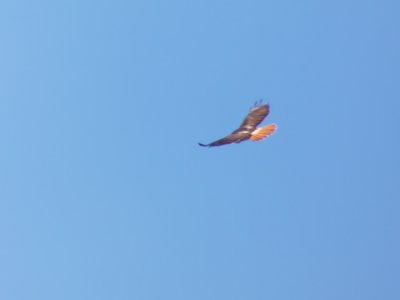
199 100 277 147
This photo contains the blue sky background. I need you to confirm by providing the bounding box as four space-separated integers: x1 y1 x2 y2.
1 0 399 299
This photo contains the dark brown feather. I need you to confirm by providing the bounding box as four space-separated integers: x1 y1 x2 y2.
238 104 270 131
198 131 250 147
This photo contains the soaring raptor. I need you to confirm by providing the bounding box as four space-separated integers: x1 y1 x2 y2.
199 101 277 147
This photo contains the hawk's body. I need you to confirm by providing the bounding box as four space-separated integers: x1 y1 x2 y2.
199 101 277 147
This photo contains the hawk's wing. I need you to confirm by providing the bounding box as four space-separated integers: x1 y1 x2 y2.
198 131 250 147
238 103 270 131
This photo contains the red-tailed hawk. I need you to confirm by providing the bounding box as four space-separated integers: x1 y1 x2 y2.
199 101 277 147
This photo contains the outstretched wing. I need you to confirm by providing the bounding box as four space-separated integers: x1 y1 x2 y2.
239 103 270 131
198 131 250 147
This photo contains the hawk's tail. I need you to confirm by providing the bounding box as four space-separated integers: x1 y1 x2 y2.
250 124 277 141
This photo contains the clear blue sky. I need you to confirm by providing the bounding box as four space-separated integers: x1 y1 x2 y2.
1 1 399 299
